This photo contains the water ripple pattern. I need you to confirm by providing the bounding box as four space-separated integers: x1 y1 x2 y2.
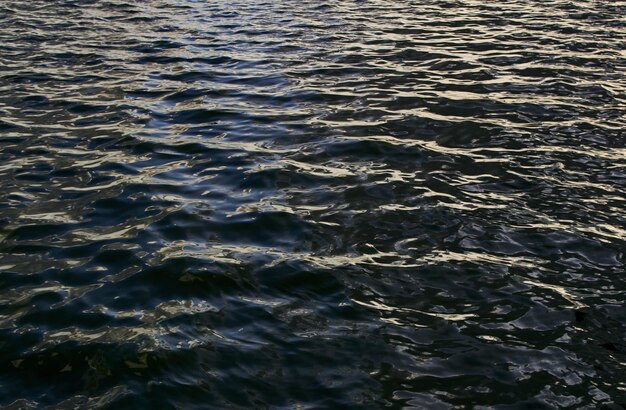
1 0 625 408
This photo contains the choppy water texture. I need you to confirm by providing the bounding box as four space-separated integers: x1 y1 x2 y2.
0 0 625 408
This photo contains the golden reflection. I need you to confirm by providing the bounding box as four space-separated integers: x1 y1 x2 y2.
523 279 587 309
351 298 476 323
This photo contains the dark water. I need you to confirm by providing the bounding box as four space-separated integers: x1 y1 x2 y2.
1 0 625 408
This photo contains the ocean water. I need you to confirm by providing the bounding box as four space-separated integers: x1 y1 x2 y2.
0 0 625 408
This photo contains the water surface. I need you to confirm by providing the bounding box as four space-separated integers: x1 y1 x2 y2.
0 0 625 408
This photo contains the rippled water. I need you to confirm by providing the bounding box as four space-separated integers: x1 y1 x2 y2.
1 0 625 408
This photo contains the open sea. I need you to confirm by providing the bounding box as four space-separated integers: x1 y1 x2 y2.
0 0 625 408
